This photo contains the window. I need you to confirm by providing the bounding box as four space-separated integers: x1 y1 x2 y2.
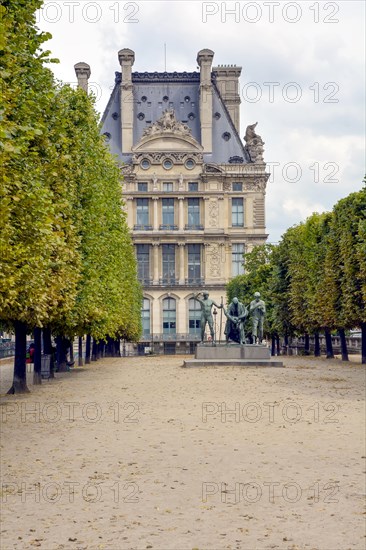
188 182 198 192
162 244 176 283
163 182 173 192
162 198 175 226
185 159 196 170
136 244 150 282
138 182 148 192
136 198 149 226
163 297 176 334
141 298 150 336
232 198 244 227
232 244 245 276
232 182 243 191
187 244 201 282
189 298 201 335
163 159 173 170
187 198 200 227
140 159 150 170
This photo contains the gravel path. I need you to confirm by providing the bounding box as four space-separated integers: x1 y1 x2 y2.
0 355 365 550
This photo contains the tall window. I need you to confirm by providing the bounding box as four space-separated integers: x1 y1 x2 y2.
232 198 244 227
141 298 150 336
162 198 175 227
187 198 200 227
163 182 173 192
162 244 176 283
188 298 201 334
136 198 149 226
188 182 198 192
232 243 245 276
138 182 148 192
163 297 176 334
187 244 201 282
136 244 150 282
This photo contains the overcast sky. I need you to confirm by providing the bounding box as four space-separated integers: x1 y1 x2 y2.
36 0 365 243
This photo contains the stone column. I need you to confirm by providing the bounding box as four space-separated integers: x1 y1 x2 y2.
152 243 159 283
118 48 135 154
178 197 184 230
197 49 214 153
74 62 91 93
152 197 159 230
178 243 185 284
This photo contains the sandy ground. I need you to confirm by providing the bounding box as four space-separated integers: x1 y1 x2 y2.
0 354 365 550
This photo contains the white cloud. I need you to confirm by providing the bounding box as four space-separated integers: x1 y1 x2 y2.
36 0 365 242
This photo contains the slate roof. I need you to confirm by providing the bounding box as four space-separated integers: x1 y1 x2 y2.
100 71 250 164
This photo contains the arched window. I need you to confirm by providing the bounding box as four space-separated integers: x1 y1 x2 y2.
162 297 176 334
141 298 150 336
188 298 201 335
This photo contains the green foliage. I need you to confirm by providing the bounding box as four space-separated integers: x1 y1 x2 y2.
0 1 141 343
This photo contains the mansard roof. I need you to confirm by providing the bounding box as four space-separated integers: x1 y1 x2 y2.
100 70 250 164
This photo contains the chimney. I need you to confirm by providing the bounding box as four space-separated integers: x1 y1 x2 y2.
118 48 135 154
212 64 242 133
197 48 214 153
74 62 91 93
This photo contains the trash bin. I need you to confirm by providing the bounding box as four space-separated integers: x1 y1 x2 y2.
41 354 51 379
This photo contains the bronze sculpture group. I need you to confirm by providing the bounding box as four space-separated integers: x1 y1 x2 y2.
194 291 266 345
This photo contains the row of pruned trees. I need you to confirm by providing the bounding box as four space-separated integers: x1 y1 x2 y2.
0 0 142 393
227 186 366 363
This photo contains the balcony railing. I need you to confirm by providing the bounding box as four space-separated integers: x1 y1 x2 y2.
159 224 178 230
133 224 153 231
185 278 205 286
184 224 204 230
158 277 178 286
138 277 154 286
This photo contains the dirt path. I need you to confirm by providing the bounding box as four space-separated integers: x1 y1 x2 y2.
0 355 365 550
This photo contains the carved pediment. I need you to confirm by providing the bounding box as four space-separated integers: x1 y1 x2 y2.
132 109 203 153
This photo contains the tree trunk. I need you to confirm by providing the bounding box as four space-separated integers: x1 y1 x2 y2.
314 331 321 357
276 335 280 356
56 336 68 371
68 338 74 367
7 320 29 394
78 337 84 366
324 328 334 359
338 328 349 361
33 327 42 385
283 333 289 355
43 327 55 378
85 334 91 364
361 322 366 365
271 335 276 356
115 338 121 357
304 333 310 355
92 338 97 361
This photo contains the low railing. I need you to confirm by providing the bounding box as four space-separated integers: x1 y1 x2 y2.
185 278 205 286
0 340 15 359
158 278 178 286
140 333 201 342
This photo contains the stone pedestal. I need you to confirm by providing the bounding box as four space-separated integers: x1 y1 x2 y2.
182 344 283 368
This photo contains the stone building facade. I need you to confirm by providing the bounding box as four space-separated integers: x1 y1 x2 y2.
75 49 269 354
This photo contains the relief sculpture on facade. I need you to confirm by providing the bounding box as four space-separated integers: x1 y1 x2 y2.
208 199 219 228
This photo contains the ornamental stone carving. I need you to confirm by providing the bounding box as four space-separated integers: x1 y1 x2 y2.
207 243 222 278
208 199 219 228
132 152 203 165
143 109 192 137
244 122 265 164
